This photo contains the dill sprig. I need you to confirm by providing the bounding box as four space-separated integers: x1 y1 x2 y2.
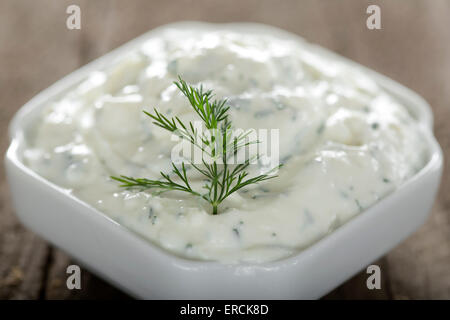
111 76 281 215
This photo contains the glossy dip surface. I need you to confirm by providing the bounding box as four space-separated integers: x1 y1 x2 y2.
23 24 429 263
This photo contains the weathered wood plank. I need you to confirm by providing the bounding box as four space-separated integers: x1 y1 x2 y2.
0 0 85 299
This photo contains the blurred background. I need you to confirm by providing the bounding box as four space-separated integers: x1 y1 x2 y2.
0 0 449 299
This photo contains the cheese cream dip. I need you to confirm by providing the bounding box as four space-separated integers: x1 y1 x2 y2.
24 23 429 263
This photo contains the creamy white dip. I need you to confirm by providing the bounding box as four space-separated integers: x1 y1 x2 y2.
24 23 429 263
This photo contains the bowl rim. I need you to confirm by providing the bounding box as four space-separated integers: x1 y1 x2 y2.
5 21 444 270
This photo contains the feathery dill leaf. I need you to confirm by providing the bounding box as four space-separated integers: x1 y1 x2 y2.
111 76 282 215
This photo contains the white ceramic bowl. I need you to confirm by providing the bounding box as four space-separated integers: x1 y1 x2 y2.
4 22 443 299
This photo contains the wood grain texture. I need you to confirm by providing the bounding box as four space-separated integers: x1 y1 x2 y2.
0 0 449 300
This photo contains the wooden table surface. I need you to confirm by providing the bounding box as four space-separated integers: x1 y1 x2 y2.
1 0 449 300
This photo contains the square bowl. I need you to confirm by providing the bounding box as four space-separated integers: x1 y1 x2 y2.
4 22 444 299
